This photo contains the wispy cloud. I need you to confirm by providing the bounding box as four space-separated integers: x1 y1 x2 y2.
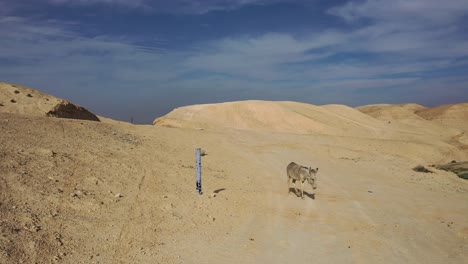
328 0 468 25
329 0 468 58
44 0 292 13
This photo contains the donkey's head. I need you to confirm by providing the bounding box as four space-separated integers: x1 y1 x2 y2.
307 167 318 189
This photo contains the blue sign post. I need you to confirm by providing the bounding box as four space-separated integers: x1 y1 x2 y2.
195 148 203 195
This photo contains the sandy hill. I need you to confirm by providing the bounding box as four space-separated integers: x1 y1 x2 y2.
0 82 99 121
357 103 468 131
154 100 402 138
2 86 468 263
356 103 427 122
357 103 468 149
416 103 468 131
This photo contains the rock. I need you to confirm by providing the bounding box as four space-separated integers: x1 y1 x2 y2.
172 211 183 219
115 193 123 198
413 165 432 173
70 190 83 198
48 176 58 182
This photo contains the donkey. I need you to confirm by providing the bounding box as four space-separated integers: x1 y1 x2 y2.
287 162 318 199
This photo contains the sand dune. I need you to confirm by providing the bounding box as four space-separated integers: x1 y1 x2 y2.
1 84 468 263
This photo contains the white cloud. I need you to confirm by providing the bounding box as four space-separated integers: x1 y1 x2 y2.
328 0 468 25
184 32 346 80
0 16 186 85
328 0 468 58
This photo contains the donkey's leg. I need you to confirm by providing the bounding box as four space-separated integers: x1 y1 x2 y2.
293 180 299 195
287 177 290 194
301 181 305 199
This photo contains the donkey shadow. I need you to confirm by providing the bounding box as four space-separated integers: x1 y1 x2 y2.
288 188 316 200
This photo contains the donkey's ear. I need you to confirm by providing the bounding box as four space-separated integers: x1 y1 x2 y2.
316 168 319 172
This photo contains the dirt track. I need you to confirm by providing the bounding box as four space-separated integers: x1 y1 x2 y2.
1 106 468 263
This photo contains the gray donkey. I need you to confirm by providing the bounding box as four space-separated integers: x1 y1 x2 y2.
287 162 318 199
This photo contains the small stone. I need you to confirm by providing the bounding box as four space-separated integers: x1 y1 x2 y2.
115 193 123 198
112 131 116 135
172 211 183 219
413 165 432 173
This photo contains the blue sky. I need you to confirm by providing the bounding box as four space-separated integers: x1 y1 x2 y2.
1 0 468 123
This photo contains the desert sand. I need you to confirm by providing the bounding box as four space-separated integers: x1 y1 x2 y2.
1 82 468 263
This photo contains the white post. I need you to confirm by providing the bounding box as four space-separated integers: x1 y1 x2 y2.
195 148 202 195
